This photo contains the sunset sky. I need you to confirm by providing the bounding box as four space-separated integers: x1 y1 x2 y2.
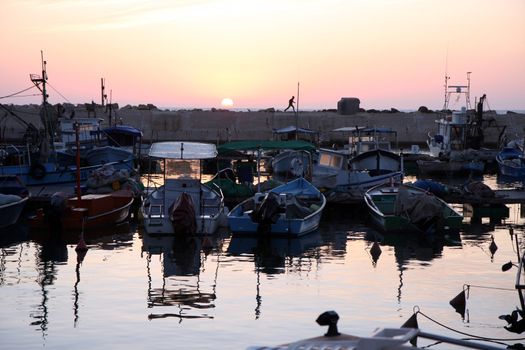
1 0 524 111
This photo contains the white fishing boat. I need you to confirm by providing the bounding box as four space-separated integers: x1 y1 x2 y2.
312 127 403 204
227 177 325 236
426 77 503 164
248 311 505 350
141 141 227 236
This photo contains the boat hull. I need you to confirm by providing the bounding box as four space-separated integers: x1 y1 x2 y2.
141 182 226 236
29 191 134 231
0 158 134 187
496 147 525 177
0 196 28 228
227 177 326 237
364 183 463 235
313 147 403 204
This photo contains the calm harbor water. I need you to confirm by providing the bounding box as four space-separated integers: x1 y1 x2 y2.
2 175 525 349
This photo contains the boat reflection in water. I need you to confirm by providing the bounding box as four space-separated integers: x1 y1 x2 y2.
227 231 323 318
141 232 227 321
26 222 134 336
227 231 322 274
364 230 461 305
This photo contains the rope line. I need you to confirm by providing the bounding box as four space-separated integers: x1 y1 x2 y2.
1 93 41 99
418 311 525 341
467 284 516 292
0 85 37 99
46 82 71 103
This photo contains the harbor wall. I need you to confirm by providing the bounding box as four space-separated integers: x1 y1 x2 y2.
2 104 524 147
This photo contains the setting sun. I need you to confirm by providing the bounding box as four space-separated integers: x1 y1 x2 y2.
221 98 234 108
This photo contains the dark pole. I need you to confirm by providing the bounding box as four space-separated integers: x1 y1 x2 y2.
75 122 82 201
295 82 300 140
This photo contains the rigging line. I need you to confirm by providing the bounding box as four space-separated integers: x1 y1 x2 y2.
466 284 516 292
418 311 525 341
45 82 71 103
1 93 41 99
0 85 37 99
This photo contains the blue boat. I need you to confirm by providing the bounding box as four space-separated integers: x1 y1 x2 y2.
0 144 134 187
496 147 525 177
227 177 326 236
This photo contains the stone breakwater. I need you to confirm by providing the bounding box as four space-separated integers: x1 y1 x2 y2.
2 104 524 146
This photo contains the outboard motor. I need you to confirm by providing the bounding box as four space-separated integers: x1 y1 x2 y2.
169 192 196 236
250 192 282 233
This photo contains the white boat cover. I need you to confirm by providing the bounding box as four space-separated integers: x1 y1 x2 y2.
148 142 217 159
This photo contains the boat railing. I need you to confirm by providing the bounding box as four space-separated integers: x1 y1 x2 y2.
146 203 164 225
0 143 28 165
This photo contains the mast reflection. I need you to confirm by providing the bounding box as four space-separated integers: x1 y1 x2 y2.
226 231 322 319
142 233 227 321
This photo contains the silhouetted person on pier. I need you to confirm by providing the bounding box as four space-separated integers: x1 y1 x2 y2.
284 96 295 112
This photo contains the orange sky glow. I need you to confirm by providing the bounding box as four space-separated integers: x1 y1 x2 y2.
0 0 524 111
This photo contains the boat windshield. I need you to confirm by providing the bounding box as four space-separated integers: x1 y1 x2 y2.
319 152 344 169
162 159 201 180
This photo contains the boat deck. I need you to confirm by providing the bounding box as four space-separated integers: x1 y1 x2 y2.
443 189 525 204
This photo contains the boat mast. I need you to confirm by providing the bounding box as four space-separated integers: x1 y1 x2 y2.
444 72 472 111
30 51 55 154
101 78 106 107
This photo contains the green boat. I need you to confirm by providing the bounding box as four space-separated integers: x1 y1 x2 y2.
364 182 463 235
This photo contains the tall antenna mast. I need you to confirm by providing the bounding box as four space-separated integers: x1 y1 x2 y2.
101 78 106 107
443 47 449 111
30 51 55 153
444 71 472 111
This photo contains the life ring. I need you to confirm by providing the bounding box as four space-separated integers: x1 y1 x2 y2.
29 163 46 180
290 157 304 177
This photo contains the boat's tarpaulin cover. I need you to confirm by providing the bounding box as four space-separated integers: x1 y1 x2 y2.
394 185 442 226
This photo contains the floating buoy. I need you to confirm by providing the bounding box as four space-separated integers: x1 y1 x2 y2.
489 235 498 256
450 287 468 319
75 237 87 252
370 240 382 262
401 312 419 346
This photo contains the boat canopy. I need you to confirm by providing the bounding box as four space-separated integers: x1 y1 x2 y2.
332 126 366 133
102 125 143 137
273 125 319 135
332 126 396 135
149 141 217 159
217 140 316 155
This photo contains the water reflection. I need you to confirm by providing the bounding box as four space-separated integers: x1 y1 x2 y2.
141 232 227 321
227 232 323 319
364 230 461 306
227 232 322 274
25 223 135 336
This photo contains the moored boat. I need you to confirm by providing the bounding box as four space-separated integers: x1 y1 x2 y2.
364 182 463 236
416 158 484 176
141 141 227 236
496 146 525 178
28 189 134 232
248 311 505 350
227 177 326 236
0 194 28 229
313 127 403 204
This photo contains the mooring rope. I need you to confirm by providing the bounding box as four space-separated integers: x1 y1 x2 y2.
417 310 525 342
466 284 516 292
